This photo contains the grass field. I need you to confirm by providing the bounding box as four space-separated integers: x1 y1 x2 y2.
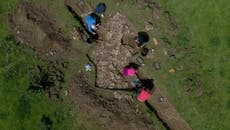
155 1 230 130
0 0 229 129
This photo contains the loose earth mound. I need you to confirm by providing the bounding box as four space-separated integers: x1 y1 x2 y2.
70 72 155 130
8 2 70 61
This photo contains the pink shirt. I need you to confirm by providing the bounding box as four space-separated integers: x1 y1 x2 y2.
123 68 135 76
137 88 152 102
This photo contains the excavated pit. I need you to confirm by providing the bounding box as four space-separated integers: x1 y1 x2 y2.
89 13 138 89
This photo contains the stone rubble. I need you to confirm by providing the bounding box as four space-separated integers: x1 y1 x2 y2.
89 13 137 89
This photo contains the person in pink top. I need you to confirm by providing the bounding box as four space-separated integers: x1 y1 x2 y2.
136 79 154 102
123 63 139 77
123 67 136 76
137 88 152 102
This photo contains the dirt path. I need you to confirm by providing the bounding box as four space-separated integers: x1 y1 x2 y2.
136 68 192 130
146 87 191 130
8 2 71 100
65 0 91 18
69 72 156 130
8 2 70 61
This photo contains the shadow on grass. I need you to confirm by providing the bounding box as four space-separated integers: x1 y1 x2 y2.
145 101 170 130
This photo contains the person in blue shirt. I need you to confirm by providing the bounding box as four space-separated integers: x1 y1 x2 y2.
84 14 97 35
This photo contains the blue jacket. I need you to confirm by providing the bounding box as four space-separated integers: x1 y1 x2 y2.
84 15 96 33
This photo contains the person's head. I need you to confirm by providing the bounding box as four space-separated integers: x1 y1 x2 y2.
94 3 106 14
128 62 140 70
140 79 154 92
137 32 149 47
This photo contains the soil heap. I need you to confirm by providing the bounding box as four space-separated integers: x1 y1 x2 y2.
89 13 137 89
70 72 155 130
8 2 70 61
8 3 70 100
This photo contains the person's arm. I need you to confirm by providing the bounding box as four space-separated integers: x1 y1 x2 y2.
86 24 95 34
88 26 93 34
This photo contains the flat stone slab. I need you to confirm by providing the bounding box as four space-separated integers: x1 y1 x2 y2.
89 13 136 89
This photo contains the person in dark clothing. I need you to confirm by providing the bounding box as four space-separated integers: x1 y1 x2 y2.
140 79 154 92
121 32 149 54
135 32 150 47
127 62 140 70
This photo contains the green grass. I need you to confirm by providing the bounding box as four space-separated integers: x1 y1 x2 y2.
157 0 230 129
0 36 76 129
0 0 20 39
0 0 93 129
0 35 75 129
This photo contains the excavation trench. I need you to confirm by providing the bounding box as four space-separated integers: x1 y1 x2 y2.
66 0 192 129
8 2 157 130
8 1 191 130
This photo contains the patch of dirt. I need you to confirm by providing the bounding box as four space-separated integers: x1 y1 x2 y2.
147 87 192 130
135 0 153 8
8 2 71 62
89 13 137 89
152 2 162 20
164 11 178 33
8 2 71 100
69 72 156 130
65 0 91 18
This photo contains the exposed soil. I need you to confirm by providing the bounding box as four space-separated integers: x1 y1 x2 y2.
8 2 71 62
7 1 191 130
8 2 71 100
7 2 157 129
152 2 162 20
69 71 156 130
65 0 91 18
147 87 192 130
164 11 178 32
